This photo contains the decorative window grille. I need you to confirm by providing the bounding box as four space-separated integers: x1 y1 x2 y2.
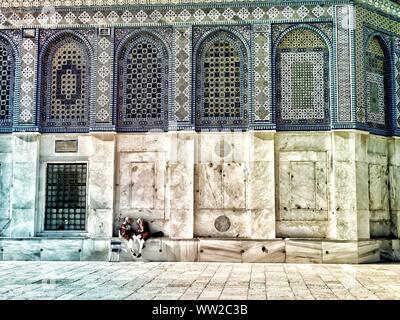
195 31 249 130
365 36 390 130
117 34 169 131
44 163 87 231
0 39 14 129
203 41 241 119
275 28 330 127
41 36 90 131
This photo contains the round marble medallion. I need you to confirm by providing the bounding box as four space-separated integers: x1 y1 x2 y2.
214 215 231 232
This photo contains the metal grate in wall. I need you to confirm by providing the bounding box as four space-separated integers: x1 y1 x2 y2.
44 163 87 231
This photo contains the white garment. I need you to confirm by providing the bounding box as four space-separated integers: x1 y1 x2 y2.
131 235 145 256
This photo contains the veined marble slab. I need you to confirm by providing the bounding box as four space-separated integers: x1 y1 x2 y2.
285 240 322 264
358 240 380 263
40 239 83 261
242 240 285 263
322 241 358 264
0 239 41 261
198 240 242 262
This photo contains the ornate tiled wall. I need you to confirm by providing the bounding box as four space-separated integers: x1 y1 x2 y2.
193 26 251 130
336 5 353 123
355 6 400 134
396 39 400 126
272 24 332 129
95 30 113 128
0 1 397 133
365 35 390 129
38 29 97 133
0 31 19 133
115 27 173 132
253 24 271 126
174 27 191 127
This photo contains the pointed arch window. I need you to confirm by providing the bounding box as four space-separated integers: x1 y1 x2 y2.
41 35 91 132
0 37 15 131
365 36 391 130
275 28 330 127
117 33 169 131
195 31 249 130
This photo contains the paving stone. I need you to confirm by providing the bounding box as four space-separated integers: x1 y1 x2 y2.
0 262 400 300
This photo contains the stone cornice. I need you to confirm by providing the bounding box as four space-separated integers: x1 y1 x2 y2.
1 0 343 9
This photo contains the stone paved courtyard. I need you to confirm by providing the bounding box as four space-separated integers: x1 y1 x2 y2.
0 262 400 300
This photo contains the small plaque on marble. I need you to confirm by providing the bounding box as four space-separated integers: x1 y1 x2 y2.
55 140 78 153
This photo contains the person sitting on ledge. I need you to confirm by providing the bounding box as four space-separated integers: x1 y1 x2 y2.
119 216 135 254
131 218 151 258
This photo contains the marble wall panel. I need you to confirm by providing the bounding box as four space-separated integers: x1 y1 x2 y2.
141 238 169 262
81 239 109 261
378 239 395 261
391 211 399 239
355 133 368 162
334 161 357 240
198 163 223 209
89 161 114 210
368 161 390 238
242 240 285 263
163 239 198 262
368 163 389 213
118 151 167 221
223 162 246 209
276 133 330 152
334 132 355 162
250 132 275 160
355 133 370 239
249 161 273 210
388 138 400 166
10 209 35 237
195 209 251 238
40 239 83 261
0 151 12 237
169 209 192 239
370 221 391 238
118 134 170 153
333 133 357 240
169 134 194 239
131 162 156 209
87 209 113 238
0 209 11 237
0 239 41 261
358 240 380 263
198 134 228 164
251 209 275 239
278 151 328 223
12 162 36 210
368 135 388 156
285 240 322 264
0 136 12 153
322 241 358 264
276 221 328 238
198 133 249 164
198 240 242 262
389 165 400 211
89 133 115 160
170 163 192 210
11 133 39 237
